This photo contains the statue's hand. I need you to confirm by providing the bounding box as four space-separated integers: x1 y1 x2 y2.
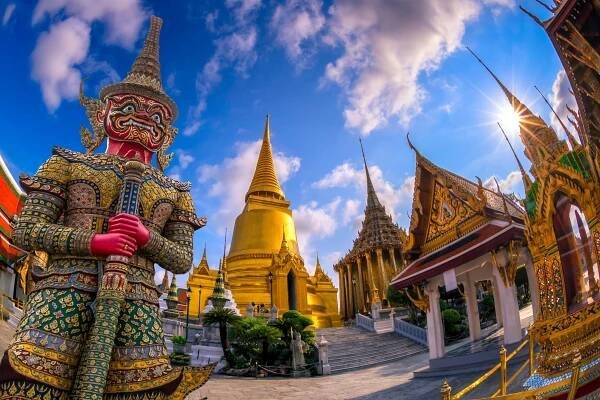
108 213 150 247
90 232 138 257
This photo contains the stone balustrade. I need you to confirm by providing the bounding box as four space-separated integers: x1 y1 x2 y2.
393 316 428 347
356 313 375 331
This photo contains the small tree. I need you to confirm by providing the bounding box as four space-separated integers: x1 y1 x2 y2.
231 317 282 366
203 308 241 365
269 310 315 345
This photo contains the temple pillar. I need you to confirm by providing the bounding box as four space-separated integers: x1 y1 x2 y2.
425 283 445 359
375 248 388 301
354 260 365 313
491 279 503 328
346 263 355 317
463 273 481 342
524 254 540 319
492 263 522 345
389 247 398 274
365 252 381 305
338 268 347 319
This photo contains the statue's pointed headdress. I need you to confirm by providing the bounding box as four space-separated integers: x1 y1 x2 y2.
80 16 178 170
100 16 177 117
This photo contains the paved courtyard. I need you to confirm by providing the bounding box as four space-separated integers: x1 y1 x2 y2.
0 320 496 399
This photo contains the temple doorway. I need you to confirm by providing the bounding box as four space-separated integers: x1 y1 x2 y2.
552 193 598 309
287 270 297 310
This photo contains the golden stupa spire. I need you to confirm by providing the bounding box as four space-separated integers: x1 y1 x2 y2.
498 122 533 191
279 227 289 254
246 115 285 201
315 253 324 274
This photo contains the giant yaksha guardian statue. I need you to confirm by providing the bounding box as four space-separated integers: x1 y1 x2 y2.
0 16 213 400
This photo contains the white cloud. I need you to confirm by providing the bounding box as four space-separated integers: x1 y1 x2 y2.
484 170 522 195
185 2 261 136
167 149 196 181
32 0 146 47
293 198 340 272
321 0 512 135
271 0 325 64
31 18 91 111
313 161 414 222
550 69 579 143
2 3 15 26
342 198 361 225
30 0 146 111
198 139 301 233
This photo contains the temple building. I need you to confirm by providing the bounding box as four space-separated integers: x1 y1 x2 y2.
391 139 537 360
334 141 407 320
0 155 25 303
416 1 599 397
186 246 219 318
205 116 341 327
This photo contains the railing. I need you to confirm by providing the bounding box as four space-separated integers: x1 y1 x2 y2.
0 293 24 319
356 313 375 331
441 326 535 400
393 317 428 346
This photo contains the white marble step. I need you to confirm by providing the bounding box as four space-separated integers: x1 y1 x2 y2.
317 327 426 374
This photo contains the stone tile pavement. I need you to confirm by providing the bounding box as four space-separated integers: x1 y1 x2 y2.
0 320 492 399
189 352 487 400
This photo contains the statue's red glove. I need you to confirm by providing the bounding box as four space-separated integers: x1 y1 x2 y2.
90 232 138 257
108 213 150 247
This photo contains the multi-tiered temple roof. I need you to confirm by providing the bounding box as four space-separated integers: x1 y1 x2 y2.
336 141 407 266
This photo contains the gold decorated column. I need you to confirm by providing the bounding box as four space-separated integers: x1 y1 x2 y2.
338 267 347 319
389 247 398 274
365 251 380 304
346 263 355 316
356 258 366 312
376 248 388 300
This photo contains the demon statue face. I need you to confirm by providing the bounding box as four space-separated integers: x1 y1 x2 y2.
79 16 178 170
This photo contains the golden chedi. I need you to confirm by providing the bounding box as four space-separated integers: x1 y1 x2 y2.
226 115 341 328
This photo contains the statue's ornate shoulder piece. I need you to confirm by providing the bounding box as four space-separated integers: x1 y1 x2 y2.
170 190 207 230
19 148 72 196
147 168 192 192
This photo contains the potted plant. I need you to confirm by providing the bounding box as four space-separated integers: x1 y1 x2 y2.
172 335 186 354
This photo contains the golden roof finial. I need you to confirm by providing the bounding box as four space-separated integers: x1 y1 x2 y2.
246 114 285 201
468 47 565 166
279 225 289 254
359 138 383 209
534 85 579 149
498 122 533 192
201 242 207 261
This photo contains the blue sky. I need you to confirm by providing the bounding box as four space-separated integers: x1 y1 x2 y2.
0 0 577 289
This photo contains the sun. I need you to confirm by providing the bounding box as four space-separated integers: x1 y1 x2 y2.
497 102 521 139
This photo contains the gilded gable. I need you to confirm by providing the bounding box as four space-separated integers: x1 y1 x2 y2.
426 180 477 244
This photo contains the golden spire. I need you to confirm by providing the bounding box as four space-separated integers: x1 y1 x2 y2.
315 253 324 274
467 47 565 167
359 138 383 209
498 122 533 191
534 85 580 149
279 228 289 254
246 115 285 201
160 269 169 292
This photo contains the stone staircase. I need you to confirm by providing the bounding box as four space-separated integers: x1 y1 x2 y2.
6 305 23 329
317 326 426 374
